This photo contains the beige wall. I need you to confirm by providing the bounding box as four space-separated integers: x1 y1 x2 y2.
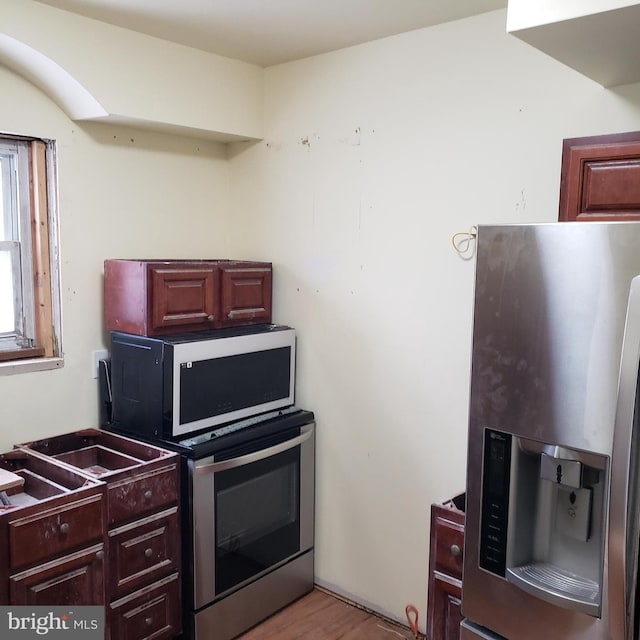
4 5 640 634
0 65 232 448
227 9 640 628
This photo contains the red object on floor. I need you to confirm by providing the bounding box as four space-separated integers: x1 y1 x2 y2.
405 604 419 638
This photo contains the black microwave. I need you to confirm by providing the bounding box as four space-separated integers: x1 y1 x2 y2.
107 324 296 441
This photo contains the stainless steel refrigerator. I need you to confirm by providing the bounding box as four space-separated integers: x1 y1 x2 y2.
462 222 640 640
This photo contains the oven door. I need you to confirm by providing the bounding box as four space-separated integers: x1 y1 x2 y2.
192 422 314 608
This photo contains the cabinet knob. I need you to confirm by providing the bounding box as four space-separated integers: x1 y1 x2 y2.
144 490 152 500
145 617 153 627
59 522 70 534
96 550 104 561
450 544 461 557
207 315 215 322
144 548 153 558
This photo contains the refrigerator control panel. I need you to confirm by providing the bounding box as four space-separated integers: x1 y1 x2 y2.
479 429 511 576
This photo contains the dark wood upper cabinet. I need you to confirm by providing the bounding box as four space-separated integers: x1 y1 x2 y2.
559 131 640 222
104 259 272 336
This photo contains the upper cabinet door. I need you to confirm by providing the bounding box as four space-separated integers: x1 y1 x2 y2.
219 263 272 327
150 265 218 332
559 131 640 222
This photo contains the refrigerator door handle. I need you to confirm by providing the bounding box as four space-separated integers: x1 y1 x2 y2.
609 274 640 640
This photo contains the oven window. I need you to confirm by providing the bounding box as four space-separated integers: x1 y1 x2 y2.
215 446 300 595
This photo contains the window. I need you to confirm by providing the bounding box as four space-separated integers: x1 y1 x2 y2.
0 135 61 371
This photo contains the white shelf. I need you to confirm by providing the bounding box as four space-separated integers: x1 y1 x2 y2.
507 1 640 87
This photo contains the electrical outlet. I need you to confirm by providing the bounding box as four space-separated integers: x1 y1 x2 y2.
91 349 109 379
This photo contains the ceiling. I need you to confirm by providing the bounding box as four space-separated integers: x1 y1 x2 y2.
34 0 507 67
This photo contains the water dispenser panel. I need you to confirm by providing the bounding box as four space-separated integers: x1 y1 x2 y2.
479 429 512 576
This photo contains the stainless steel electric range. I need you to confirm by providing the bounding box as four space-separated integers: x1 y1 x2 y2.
106 405 315 640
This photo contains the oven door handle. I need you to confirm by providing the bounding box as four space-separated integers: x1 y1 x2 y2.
195 423 314 474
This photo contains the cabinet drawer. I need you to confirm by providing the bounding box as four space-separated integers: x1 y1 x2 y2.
109 573 180 640
108 508 180 599
107 464 178 526
428 573 463 640
10 543 105 606
433 514 464 579
9 494 103 570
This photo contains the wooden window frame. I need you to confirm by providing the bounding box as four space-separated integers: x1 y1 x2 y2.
0 135 62 373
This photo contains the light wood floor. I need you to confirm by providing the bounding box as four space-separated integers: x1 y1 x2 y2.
237 588 419 640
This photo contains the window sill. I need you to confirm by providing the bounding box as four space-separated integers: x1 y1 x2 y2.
0 356 64 376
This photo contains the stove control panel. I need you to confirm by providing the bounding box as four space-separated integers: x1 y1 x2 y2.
178 405 300 448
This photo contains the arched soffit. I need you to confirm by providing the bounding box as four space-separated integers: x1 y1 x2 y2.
0 34 108 121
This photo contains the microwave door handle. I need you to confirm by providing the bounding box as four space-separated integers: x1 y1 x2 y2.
609 275 640 640
195 424 314 475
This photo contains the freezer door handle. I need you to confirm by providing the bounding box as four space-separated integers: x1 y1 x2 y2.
609 274 640 640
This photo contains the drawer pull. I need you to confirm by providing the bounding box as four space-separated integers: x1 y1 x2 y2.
450 544 461 557
59 523 70 534
207 315 215 321
144 548 153 558
145 617 153 626
144 490 152 500
96 550 104 561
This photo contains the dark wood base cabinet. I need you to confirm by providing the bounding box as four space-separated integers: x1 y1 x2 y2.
427 495 465 640
8 429 182 640
0 450 106 606
10 543 105 605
